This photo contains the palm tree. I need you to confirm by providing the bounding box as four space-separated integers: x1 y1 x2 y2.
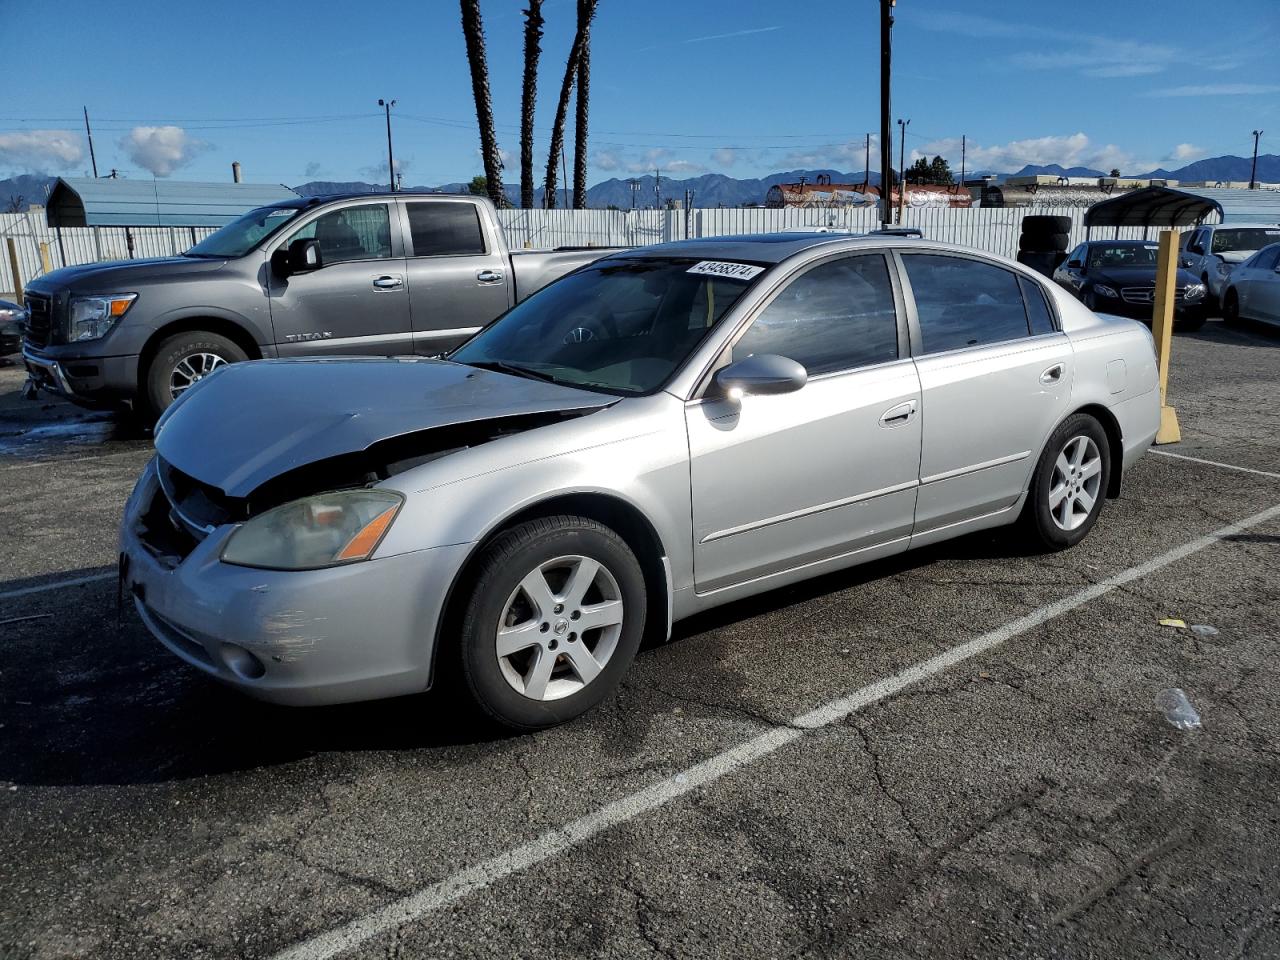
520 1 545 209
544 0 597 209
460 0 506 207
571 0 594 209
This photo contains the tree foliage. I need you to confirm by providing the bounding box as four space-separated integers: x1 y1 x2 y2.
906 155 954 185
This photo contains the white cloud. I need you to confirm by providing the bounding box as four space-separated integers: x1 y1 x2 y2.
121 126 206 177
1167 143 1205 162
781 139 880 173
913 133 1137 175
0 129 84 172
359 157 412 184
1145 83 1280 97
1010 38 1176 78
712 148 737 169
592 149 622 172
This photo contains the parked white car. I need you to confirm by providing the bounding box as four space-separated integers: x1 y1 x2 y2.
1222 241 1280 328
1178 223 1280 304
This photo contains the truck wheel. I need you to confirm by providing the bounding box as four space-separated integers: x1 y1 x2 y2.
145 331 248 415
456 515 646 730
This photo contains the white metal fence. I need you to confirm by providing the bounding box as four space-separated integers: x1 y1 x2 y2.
2 206 1192 300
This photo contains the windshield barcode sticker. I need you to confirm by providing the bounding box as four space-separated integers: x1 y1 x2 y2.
687 260 765 281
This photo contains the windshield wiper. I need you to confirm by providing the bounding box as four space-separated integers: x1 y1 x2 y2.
464 360 559 384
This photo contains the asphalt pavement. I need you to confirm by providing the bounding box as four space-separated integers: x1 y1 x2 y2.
0 319 1278 960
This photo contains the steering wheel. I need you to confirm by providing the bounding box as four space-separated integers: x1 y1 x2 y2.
560 309 618 345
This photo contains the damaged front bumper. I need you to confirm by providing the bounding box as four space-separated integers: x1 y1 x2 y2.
120 460 470 706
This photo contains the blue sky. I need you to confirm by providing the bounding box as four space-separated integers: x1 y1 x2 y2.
2 0 1277 187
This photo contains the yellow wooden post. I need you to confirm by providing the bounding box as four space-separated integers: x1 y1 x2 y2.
5 237 22 307
38 241 53 275
1152 229 1181 444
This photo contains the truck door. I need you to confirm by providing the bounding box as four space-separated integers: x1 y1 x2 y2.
267 201 412 357
399 199 512 356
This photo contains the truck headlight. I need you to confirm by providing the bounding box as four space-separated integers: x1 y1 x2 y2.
1184 283 1206 301
221 490 403 570
1094 284 1119 299
69 294 137 341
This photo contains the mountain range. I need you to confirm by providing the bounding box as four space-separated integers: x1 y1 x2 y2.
4 155 1277 213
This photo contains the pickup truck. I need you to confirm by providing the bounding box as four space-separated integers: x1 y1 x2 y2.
22 193 618 414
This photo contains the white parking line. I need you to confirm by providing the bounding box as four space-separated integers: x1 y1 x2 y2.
1149 449 1280 480
0 572 116 601
271 499 1280 960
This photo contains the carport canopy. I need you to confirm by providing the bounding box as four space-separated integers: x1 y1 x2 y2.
45 177 299 228
1084 185 1223 234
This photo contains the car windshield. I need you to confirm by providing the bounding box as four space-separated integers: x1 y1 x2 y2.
1088 244 1158 268
1211 228 1280 254
450 257 762 395
185 206 301 258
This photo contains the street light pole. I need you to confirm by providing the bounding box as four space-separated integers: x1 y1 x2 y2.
879 0 895 229
897 117 910 224
378 98 398 191
1250 129 1264 189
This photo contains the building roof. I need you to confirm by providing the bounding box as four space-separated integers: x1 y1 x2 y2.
45 177 300 228
1084 186 1223 229
1179 187 1280 224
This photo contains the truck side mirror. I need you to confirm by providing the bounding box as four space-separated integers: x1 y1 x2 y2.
273 238 323 277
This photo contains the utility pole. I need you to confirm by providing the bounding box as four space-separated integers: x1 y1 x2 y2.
1250 130 1264 189
879 0 895 228
655 168 663 208
83 106 99 178
897 117 910 224
863 133 870 190
959 134 966 191
627 178 640 210
378 98 397 191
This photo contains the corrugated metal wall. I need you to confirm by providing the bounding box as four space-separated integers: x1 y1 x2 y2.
1 207 1183 299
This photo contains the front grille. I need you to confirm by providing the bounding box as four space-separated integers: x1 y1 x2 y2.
1120 286 1186 305
23 292 52 347
156 457 243 538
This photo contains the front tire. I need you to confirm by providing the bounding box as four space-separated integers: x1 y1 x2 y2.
457 516 646 730
1222 289 1242 327
144 330 247 416
1020 414 1111 551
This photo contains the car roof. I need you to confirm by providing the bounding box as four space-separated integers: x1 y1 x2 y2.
1085 239 1155 247
610 232 887 265
272 191 474 209
1204 222 1280 229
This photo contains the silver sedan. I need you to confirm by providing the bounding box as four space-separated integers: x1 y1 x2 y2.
120 234 1160 729
1222 241 1280 328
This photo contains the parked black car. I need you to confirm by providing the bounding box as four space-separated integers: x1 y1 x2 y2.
1053 240 1208 331
0 299 25 357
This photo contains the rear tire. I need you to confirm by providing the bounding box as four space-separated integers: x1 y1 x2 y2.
1019 414 1112 552
456 515 646 730
144 330 247 416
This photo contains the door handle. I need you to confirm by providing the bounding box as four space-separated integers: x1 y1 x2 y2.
476 269 504 284
879 399 917 427
373 275 403 289
1040 363 1065 384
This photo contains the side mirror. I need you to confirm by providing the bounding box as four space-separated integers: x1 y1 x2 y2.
1189 244 1204 255
272 238 323 277
713 354 807 399
1066 260 1082 269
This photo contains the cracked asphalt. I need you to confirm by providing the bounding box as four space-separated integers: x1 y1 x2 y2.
1 317 1278 960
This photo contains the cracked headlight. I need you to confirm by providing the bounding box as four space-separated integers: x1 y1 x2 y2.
69 293 136 341
221 490 404 570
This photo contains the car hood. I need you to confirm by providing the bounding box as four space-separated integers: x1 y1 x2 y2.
1214 251 1252 265
155 358 616 498
1090 265 1200 287
27 256 228 293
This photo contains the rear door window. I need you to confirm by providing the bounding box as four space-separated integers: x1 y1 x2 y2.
405 202 487 257
1019 277 1057 335
901 253 1032 353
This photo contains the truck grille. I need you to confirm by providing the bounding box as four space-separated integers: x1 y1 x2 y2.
1120 286 1186 305
23 292 53 348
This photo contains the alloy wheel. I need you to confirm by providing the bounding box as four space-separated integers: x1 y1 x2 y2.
1048 435 1103 531
169 352 227 399
496 555 624 701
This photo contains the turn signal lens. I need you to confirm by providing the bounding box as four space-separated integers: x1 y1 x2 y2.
221 490 404 570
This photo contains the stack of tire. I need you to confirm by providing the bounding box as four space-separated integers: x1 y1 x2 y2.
1016 215 1071 278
